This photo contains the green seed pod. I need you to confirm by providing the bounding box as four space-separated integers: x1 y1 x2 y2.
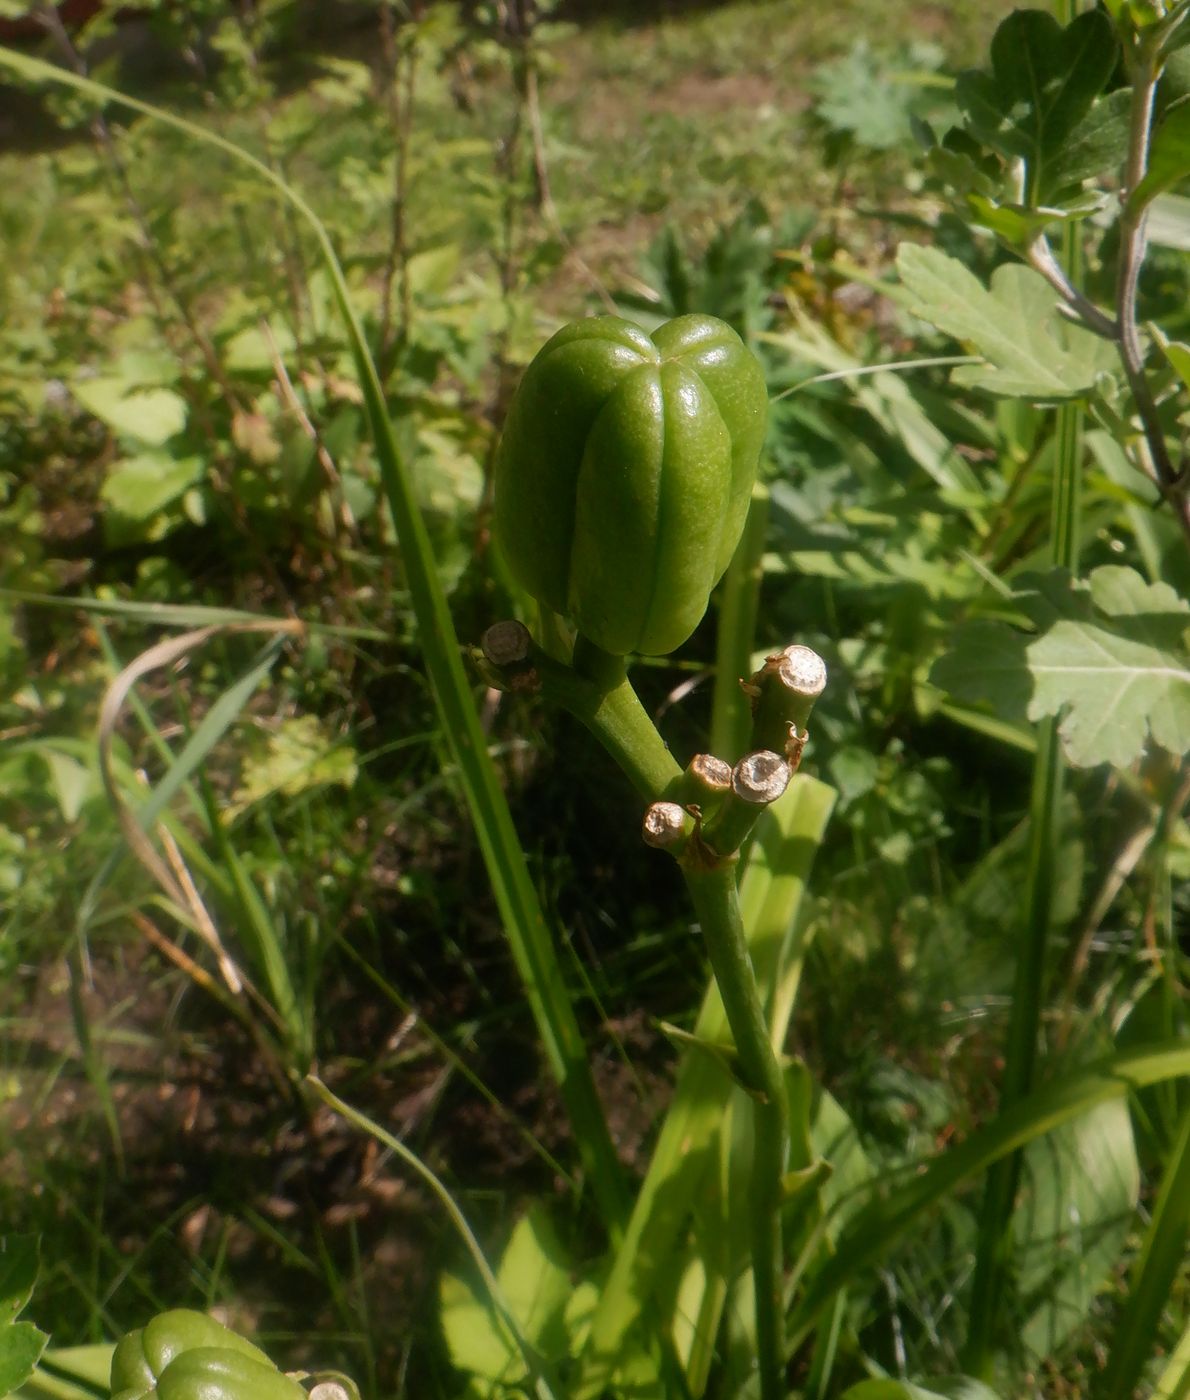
494 313 767 656
156 1349 308 1400
110 1312 277 1399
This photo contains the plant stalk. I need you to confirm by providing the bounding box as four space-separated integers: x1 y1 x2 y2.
563 640 792 1400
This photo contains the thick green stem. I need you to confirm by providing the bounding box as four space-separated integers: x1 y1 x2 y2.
568 638 684 798
562 640 791 1400
684 863 788 1400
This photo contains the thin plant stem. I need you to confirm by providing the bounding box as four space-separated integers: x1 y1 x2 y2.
556 638 797 1400
1025 233 1117 338
569 639 684 797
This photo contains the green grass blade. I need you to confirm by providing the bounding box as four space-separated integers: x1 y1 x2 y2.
790 1043 1190 1352
0 588 385 640
710 485 769 765
0 46 629 1236
135 635 285 832
202 777 306 1062
1099 1106 1190 1400
573 776 835 1398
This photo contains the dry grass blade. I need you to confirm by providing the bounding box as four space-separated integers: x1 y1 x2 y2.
96 618 304 991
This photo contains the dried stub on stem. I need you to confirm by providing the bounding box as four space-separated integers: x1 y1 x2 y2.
642 800 696 853
482 619 533 668
745 643 827 766
732 750 793 805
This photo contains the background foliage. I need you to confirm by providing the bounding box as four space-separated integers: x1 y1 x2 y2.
0 2 1186 1398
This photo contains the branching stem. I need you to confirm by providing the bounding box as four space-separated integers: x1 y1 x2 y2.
1025 234 1118 339
552 637 788 1400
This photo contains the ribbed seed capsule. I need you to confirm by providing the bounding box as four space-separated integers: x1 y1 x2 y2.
110 1311 298 1400
495 314 767 656
111 1312 274 1395
157 1350 308 1400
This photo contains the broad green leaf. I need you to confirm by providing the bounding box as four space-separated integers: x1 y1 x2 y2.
929 621 1033 727
440 1207 573 1386
1130 99 1190 211
0 1324 48 1397
494 1210 573 1362
1043 87 1130 195
1085 429 1169 588
765 315 981 499
1016 1098 1139 1359
1157 330 1190 392
1145 192 1190 250
955 9 1118 204
222 323 297 373
100 452 204 522
40 749 96 823
962 195 1101 243
842 1381 1000 1400
1027 565 1190 767
72 378 187 445
897 245 1117 399
810 42 920 151
0 1238 37 1322
811 1087 873 1239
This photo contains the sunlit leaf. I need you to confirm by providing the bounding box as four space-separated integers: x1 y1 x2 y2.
100 452 205 524
1016 1098 1139 1358
226 715 358 819
71 378 187 445
14 1345 115 1400
440 1207 573 1387
955 9 1119 204
0 1324 48 1397
842 1380 1000 1400
897 245 1117 399
1027 565 1190 767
